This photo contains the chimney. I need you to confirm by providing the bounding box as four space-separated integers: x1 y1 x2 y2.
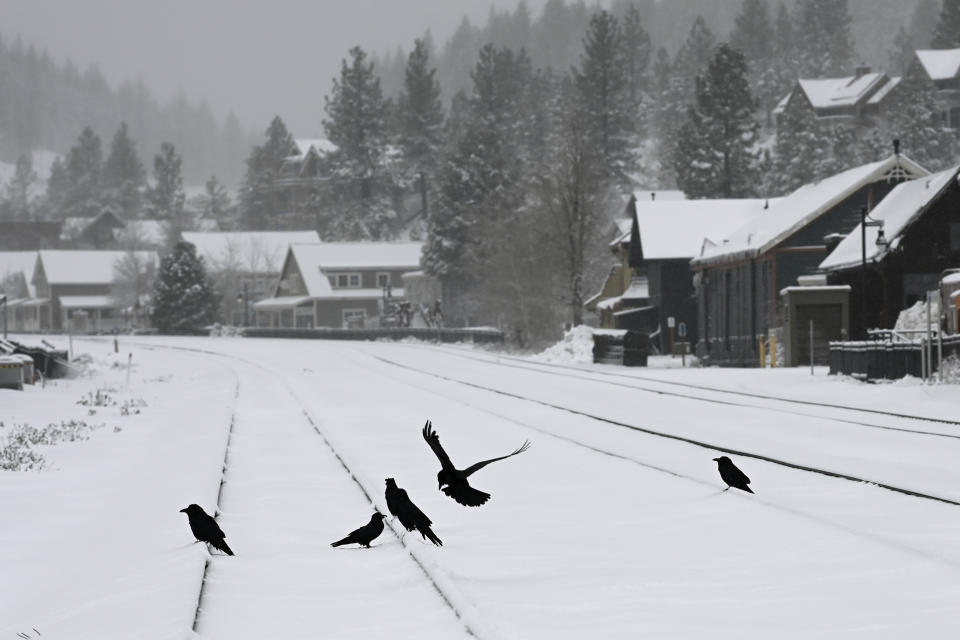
893 138 901 156
824 233 844 254
854 65 871 78
650 192 656 201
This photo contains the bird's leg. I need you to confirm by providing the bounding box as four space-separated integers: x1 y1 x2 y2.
722 487 730 492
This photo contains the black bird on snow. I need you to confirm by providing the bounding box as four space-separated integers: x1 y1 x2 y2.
422 420 531 507
713 456 754 494
180 504 234 555
331 511 387 548
384 478 443 546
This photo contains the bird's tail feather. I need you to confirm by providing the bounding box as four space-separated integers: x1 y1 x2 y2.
743 486 755 494
419 525 443 546
331 536 352 547
213 539 234 556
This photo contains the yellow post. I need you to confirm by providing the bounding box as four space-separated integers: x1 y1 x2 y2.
769 334 777 368
758 336 766 368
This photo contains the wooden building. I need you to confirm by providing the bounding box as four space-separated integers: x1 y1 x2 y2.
690 153 927 366
254 242 423 328
819 165 960 337
588 193 767 352
32 250 158 332
914 49 960 128
773 67 900 128
0 251 41 332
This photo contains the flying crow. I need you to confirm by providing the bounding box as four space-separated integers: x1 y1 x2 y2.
713 456 754 494
180 504 234 555
331 511 387 548
422 420 530 507
384 478 442 546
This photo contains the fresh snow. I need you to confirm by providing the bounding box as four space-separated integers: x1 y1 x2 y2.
2 335 959 639
916 48 960 81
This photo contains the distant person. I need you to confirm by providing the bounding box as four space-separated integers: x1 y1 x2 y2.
432 299 443 327
422 420 531 507
180 504 234 555
713 456 754 493
384 478 442 546
331 511 387 548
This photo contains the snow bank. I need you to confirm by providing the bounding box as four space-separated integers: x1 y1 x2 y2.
894 299 939 336
532 325 595 364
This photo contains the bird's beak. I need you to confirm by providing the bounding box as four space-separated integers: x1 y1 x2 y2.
712 458 720 462
179 508 187 513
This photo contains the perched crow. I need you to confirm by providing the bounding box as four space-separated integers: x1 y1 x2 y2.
713 456 754 494
384 478 442 546
180 504 234 555
422 420 531 507
331 511 387 548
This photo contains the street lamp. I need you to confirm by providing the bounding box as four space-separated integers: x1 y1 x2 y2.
860 205 889 339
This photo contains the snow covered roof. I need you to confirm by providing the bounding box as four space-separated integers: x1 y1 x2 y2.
253 295 312 310
819 166 958 272
797 72 890 109
114 220 168 246
181 231 320 274
612 197 771 260
943 272 960 286
58 295 116 309
867 76 901 104
290 241 423 270
694 154 929 266
0 251 39 297
37 250 158 285
915 49 960 81
289 138 337 161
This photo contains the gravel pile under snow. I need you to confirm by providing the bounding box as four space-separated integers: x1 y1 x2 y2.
532 325 595 364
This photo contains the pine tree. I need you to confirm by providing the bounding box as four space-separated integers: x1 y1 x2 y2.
674 44 760 198
794 0 855 77
5 154 37 220
146 142 187 247
63 126 106 218
151 241 219 333
396 38 445 221
240 116 294 230
932 0 960 48
323 46 396 240
911 0 942 48
651 47 688 187
890 26 918 76
575 10 638 186
201 175 231 222
102 122 146 219
617 4 652 139
673 16 716 82
767 97 834 194
883 67 958 171
730 0 774 65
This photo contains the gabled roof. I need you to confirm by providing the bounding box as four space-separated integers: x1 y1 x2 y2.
282 242 424 299
181 231 320 273
798 72 890 109
915 49 960 81
612 197 771 260
289 138 337 161
819 166 959 272
37 250 158 285
693 154 929 266
0 251 39 297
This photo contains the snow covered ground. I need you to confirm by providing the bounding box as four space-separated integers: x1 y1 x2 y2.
2 335 959 638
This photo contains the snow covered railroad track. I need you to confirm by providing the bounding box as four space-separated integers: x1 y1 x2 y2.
364 351 960 508
125 341 488 639
389 343 960 437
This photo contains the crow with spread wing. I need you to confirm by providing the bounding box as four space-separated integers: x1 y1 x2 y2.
384 478 442 546
422 420 531 507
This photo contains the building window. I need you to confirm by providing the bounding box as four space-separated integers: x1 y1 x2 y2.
328 272 362 289
377 272 390 288
342 308 366 327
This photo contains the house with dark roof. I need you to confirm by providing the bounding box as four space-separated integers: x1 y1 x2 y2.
690 153 927 366
254 242 423 328
818 166 960 337
913 48 960 128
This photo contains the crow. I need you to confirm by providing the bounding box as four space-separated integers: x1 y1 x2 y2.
384 478 442 546
713 456 754 494
422 420 531 507
331 511 387 548
180 504 234 555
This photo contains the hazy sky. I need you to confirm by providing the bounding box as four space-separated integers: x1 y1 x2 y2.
0 0 553 136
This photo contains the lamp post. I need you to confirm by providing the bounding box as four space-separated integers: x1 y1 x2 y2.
236 282 250 326
860 205 889 339
0 293 7 339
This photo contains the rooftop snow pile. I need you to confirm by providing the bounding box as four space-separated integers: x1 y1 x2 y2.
532 325 595 364
819 166 958 272
894 299 940 337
